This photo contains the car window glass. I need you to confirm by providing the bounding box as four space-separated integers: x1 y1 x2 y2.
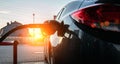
56 8 65 21
80 0 95 8
59 1 80 20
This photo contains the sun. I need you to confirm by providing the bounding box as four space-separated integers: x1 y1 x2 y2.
28 28 45 43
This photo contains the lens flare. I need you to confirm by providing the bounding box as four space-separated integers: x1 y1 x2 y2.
28 28 45 45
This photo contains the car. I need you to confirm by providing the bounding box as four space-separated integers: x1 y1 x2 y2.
44 0 120 64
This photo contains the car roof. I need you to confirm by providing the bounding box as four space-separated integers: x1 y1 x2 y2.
95 0 120 4
73 0 120 9
75 0 120 4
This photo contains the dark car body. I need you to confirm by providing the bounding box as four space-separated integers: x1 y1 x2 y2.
44 0 120 64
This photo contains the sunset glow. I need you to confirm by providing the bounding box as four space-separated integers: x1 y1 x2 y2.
28 28 45 45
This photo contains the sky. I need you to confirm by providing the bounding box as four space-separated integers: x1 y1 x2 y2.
0 0 74 28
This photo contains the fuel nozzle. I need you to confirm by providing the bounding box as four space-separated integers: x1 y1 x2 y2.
0 20 76 42
42 20 69 37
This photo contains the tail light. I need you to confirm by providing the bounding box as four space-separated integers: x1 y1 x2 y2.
71 4 120 32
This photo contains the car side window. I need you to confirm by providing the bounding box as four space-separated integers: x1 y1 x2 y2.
80 0 95 8
56 8 65 21
60 1 80 19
